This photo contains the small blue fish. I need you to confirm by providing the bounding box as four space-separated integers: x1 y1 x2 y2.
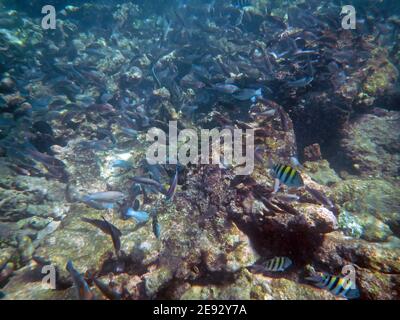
287 76 314 88
125 208 150 224
111 160 133 169
79 140 112 151
233 88 262 101
152 215 161 239
83 199 114 210
120 127 138 138
212 83 240 94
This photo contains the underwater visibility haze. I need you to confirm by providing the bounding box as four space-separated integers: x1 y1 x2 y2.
0 0 400 300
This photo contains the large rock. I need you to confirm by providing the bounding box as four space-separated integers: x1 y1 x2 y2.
177 269 340 300
331 178 400 239
312 232 400 299
341 112 400 178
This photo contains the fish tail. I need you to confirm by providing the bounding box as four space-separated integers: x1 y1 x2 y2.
66 260 73 272
345 288 360 299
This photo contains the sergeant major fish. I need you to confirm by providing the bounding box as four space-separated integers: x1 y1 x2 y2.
271 164 304 193
250 256 292 273
306 273 360 300
262 256 292 272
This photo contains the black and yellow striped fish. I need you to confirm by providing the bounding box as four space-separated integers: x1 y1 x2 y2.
272 164 303 188
306 273 360 299
262 256 292 272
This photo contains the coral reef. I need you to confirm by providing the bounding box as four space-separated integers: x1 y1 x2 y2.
0 0 399 300
341 112 400 178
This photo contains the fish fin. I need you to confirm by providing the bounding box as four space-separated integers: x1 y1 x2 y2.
305 275 324 283
273 178 280 193
345 288 360 300
66 260 73 272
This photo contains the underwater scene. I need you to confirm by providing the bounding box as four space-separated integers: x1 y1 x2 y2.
0 0 399 301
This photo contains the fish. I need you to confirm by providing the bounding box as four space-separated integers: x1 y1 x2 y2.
27 149 65 168
232 88 262 101
82 191 125 203
273 193 300 203
290 156 305 170
92 277 121 300
65 260 95 300
102 217 122 255
212 83 240 94
124 208 150 224
252 256 292 273
133 199 141 211
79 139 113 151
52 79 81 97
287 56 315 88
83 48 107 58
82 199 114 210
232 0 252 8
130 183 143 200
161 16 172 42
87 103 116 114
180 73 205 89
305 186 335 210
97 128 116 144
165 169 178 201
120 127 138 138
287 76 314 87
81 217 116 236
111 160 133 169
100 93 113 104
132 176 168 194
271 164 304 191
81 217 122 254
152 215 161 239
144 161 167 183
306 273 360 300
